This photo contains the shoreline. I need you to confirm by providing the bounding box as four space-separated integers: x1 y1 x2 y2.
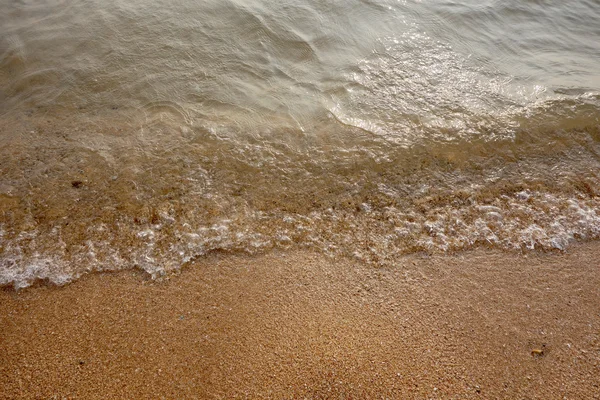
1 243 600 398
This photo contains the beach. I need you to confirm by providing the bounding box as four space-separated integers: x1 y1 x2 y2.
1 3 600 397
2 244 599 399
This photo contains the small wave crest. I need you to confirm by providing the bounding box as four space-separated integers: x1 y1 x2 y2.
1 114 599 288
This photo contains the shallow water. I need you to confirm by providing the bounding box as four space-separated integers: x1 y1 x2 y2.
1 0 599 287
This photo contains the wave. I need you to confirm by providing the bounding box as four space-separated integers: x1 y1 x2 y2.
1 0 599 288
1 108 599 288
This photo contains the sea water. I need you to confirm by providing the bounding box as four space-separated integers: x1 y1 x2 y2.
1 0 599 288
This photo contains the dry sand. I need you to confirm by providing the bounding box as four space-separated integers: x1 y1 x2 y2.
1 243 600 399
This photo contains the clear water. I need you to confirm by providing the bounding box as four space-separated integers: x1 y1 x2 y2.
1 0 600 288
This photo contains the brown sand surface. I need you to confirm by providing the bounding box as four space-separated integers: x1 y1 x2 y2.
1 244 600 399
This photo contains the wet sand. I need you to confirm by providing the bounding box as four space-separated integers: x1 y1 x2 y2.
1 244 600 399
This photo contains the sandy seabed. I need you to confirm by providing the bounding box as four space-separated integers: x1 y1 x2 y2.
1 243 600 399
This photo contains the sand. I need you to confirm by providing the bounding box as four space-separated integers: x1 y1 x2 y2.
1 243 600 399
